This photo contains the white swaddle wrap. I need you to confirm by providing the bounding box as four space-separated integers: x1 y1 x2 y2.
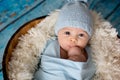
34 39 96 80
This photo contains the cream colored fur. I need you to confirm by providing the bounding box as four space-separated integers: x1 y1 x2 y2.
8 10 120 80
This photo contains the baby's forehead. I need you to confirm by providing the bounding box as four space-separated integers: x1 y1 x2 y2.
60 27 86 32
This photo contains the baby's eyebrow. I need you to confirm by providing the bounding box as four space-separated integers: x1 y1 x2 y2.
64 29 71 31
63 29 70 31
79 30 87 33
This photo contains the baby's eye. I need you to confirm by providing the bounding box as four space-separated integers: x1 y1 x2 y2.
78 33 84 37
65 31 70 35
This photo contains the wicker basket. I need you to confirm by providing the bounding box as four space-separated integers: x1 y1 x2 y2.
2 16 46 80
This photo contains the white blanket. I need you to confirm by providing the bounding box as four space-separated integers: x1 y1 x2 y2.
34 39 95 80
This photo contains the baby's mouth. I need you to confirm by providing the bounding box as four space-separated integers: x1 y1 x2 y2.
69 45 80 49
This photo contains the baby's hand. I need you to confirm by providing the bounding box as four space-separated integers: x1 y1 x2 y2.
68 47 87 62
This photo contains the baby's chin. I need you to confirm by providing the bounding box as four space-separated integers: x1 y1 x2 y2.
62 45 84 52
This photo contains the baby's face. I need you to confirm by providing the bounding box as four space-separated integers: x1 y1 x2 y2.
58 27 89 52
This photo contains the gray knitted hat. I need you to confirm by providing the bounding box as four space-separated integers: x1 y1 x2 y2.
55 0 93 37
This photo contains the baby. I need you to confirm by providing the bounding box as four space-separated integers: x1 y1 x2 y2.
34 0 96 80
55 1 93 62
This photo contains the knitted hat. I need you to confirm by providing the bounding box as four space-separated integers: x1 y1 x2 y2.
55 0 93 37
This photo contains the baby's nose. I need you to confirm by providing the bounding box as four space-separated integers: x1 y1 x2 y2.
70 37 77 43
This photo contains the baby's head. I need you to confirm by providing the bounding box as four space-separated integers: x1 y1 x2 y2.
55 1 93 38
55 1 93 51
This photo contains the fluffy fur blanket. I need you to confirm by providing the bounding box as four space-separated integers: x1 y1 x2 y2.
8 10 120 80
